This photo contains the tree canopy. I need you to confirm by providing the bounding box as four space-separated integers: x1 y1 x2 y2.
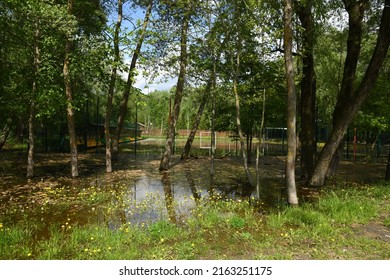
0 0 389 187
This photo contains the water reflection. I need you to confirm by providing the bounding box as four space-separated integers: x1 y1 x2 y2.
104 163 286 228
106 169 203 227
183 166 201 203
1 142 290 234
161 171 176 223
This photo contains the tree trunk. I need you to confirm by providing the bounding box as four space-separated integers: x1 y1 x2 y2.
27 22 41 178
327 141 343 177
112 0 153 160
284 0 298 205
310 1 390 186
256 89 266 198
105 0 122 173
296 0 317 179
210 75 216 177
385 147 390 180
159 2 192 171
339 0 369 101
0 119 12 151
209 49 218 177
27 101 35 178
316 0 369 179
246 132 254 164
255 136 260 197
231 0 254 187
233 74 254 187
181 86 209 160
27 100 35 178
63 0 78 178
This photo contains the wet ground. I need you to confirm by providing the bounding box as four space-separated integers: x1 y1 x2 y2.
0 138 388 235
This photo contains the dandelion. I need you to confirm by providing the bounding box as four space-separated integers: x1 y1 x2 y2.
160 238 164 243
27 253 32 257
0 223 3 229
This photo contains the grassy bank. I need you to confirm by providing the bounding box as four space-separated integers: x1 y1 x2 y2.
1 181 389 260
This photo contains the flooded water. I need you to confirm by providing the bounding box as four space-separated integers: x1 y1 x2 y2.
0 138 297 236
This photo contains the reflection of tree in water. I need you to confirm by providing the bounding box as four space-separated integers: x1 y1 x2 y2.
183 166 201 204
161 171 176 224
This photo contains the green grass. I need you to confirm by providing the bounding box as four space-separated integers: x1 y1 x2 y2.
0 225 34 259
1 181 389 260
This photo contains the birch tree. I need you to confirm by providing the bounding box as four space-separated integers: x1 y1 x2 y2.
159 0 194 170
105 0 123 173
63 0 79 178
112 0 153 160
283 0 299 205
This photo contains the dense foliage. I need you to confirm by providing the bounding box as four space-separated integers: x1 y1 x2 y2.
0 0 389 181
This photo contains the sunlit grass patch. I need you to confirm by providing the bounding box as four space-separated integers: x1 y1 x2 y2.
38 224 70 259
258 182 390 259
0 223 34 259
148 220 182 241
36 223 146 260
317 191 377 224
173 241 198 259
268 182 386 230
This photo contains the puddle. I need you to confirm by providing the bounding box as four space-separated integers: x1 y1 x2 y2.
0 138 290 238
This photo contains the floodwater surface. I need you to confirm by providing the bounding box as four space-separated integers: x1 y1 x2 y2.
2 138 384 238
